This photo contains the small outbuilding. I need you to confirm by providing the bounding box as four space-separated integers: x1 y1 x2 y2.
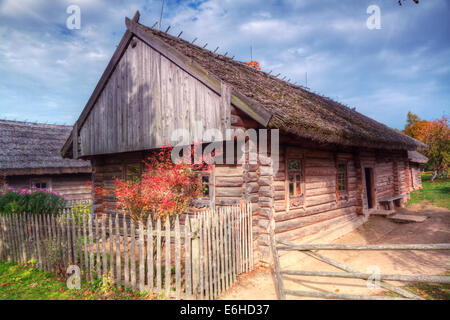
0 120 92 202
407 151 428 190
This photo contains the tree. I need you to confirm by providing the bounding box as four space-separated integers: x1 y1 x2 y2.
107 146 209 224
404 114 450 181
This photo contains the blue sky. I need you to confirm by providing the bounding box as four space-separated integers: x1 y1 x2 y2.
0 0 448 129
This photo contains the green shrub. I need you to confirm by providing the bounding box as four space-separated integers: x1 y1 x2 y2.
0 185 67 215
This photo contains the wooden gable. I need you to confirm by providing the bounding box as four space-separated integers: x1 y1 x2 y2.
79 36 228 157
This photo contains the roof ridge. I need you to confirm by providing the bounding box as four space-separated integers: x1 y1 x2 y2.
0 119 72 129
138 22 310 91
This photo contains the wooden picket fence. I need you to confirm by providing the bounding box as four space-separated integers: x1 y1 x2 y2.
0 203 253 299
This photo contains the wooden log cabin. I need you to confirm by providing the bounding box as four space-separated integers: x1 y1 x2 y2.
408 151 428 190
61 12 426 262
0 120 92 202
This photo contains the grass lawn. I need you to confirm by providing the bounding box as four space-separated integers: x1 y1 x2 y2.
0 260 160 300
407 173 450 210
385 272 450 300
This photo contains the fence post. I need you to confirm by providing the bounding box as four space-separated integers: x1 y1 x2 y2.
184 216 191 298
190 217 200 299
138 222 145 292
164 218 171 298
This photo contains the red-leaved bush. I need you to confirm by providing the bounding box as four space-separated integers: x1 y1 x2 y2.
112 146 210 223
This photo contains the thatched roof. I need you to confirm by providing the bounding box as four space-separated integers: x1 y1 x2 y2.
0 120 91 175
136 21 424 150
408 151 428 164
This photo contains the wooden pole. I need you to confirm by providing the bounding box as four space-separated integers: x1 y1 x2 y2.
147 218 153 292
164 218 171 297
184 216 191 298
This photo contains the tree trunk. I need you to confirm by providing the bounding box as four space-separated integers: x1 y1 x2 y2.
431 170 438 182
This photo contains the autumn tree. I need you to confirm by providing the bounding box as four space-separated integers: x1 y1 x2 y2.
404 113 450 181
106 146 209 224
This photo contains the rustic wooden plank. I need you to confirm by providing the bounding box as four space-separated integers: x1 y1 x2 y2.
156 218 162 293
83 214 89 281
249 203 254 270
245 204 249 272
164 218 171 298
32 215 41 269
123 215 129 287
11 214 17 263
15 214 23 264
238 205 242 274
60 214 66 268
7 215 14 262
0 216 5 261
147 218 153 292
200 213 206 300
175 216 181 299
66 213 73 265
138 222 145 292
50 215 58 270
1 216 7 261
3 215 10 261
71 212 77 267
19 214 27 265
115 215 121 285
101 215 108 277
130 219 137 290
45 214 53 271
23 214 30 264
43 214 51 271
95 216 101 279
13 214 20 264
207 213 213 299
88 215 95 280
77 213 82 269
184 216 191 298
219 208 225 293
109 216 114 283
213 210 219 298
233 205 238 280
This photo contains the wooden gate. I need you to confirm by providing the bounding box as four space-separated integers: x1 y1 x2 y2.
270 231 450 299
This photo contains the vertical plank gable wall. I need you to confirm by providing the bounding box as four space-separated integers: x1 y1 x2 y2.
80 37 224 156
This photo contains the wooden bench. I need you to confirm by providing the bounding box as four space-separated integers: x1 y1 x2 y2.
378 195 404 210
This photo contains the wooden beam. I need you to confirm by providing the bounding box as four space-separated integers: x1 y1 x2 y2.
132 10 140 22
73 122 78 159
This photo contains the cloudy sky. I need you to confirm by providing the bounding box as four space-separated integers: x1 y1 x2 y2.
0 0 448 129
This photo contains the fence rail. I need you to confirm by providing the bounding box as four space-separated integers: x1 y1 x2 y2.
270 229 450 300
0 203 254 299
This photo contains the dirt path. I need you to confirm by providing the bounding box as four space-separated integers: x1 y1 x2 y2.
220 203 450 300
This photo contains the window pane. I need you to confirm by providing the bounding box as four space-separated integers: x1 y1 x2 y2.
288 160 300 171
337 163 347 194
295 174 301 195
126 164 141 182
201 176 210 197
288 175 294 195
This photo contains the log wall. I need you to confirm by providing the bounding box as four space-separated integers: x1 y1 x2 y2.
5 173 92 201
409 163 423 190
88 132 412 264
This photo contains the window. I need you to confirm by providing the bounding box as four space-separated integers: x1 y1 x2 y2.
337 162 348 199
286 159 304 208
31 179 51 190
201 175 210 197
192 168 213 209
125 163 142 182
196 171 211 199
